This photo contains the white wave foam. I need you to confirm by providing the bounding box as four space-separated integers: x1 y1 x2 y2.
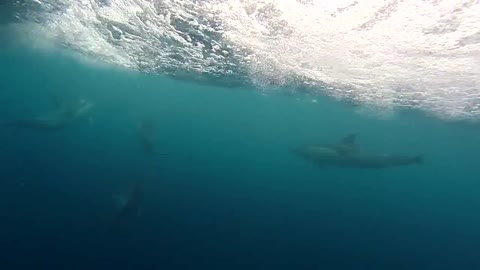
14 0 480 120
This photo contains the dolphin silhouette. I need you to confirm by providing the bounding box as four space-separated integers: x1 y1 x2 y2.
107 180 144 232
137 117 156 155
292 134 423 169
2 97 94 130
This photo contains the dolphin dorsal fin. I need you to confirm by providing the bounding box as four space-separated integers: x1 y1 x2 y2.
334 133 359 156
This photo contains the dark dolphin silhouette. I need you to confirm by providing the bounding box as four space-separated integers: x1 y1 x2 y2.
292 134 423 169
107 180 144 232
137 117 156 155
2 97 94 130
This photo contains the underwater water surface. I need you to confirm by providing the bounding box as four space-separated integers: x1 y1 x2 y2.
1 1 480 270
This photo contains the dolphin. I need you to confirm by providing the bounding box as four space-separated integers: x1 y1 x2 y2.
2 97 94 130
107 180 144 232
137 117 156 155
291 134 423 169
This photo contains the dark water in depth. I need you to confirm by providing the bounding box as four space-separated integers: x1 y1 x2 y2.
1 44 480 270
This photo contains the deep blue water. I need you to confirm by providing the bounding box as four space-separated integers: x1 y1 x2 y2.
1 44 480 270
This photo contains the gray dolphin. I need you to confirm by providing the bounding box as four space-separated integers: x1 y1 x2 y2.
2 97 94 130
291 134 423 169
108 180 144 232
137 117 156 155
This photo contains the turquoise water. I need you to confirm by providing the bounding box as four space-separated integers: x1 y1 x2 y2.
2 41 480 269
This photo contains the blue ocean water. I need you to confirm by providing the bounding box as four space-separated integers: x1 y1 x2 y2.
2 38 480 270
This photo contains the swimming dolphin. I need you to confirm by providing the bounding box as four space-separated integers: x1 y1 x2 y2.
108 180 144 232
137 117 156 155
291 134 423 169
2 97 94 130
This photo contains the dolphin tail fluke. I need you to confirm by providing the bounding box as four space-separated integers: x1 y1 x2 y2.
414 155 424 165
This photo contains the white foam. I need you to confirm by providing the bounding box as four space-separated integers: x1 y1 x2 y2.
14 0 480 120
